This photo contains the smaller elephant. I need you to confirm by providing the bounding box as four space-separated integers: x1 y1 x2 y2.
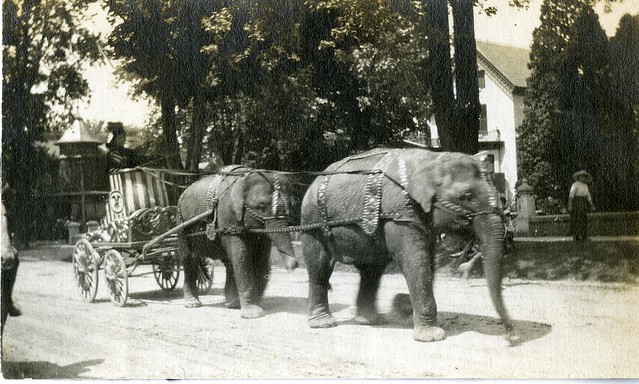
178 165 298 319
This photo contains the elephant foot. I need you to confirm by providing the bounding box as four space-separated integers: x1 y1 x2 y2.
240 304 265 319
354 313 385 326
184 298 202 308
308 312 337 328
225 298 241 309
392 293 413 317
413 325 445 342
284 257 299 272
504 325 521 345
458 254 482 278
458 262 472 279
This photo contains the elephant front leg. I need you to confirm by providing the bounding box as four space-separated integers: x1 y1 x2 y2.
304 235 337 328
179 235 202 308
223 236 265 319
390 227 444 342
222 259 240 309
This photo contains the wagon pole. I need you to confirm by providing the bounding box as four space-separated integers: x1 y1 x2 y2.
140 210 214 259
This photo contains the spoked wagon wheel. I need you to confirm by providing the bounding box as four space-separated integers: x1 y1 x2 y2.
104 249 129 307
197 258 215 295
153 254 180 291
72 239 100 303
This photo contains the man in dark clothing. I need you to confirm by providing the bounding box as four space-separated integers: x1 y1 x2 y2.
106 124 141 170
2 190 22 336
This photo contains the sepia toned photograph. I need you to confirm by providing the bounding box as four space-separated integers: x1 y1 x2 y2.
1 0 638 379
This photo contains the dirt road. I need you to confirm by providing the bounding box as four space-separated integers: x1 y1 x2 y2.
2 258 638 379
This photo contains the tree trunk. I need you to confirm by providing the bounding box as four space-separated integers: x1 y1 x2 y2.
451 0 480 155
160 94 183 204
425 0 456 151
185 91 207 171
160 96 182 170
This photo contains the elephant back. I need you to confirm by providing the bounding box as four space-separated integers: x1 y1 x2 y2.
177 165 250 222
305 148 444 235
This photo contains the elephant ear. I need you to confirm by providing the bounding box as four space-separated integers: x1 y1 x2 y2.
229 175 247 223
401 150 444 214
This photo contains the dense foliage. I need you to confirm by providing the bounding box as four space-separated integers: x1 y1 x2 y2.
517 0 639 212
104 0 468 173
2 0 102 245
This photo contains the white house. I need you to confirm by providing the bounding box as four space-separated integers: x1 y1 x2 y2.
407 41 531 200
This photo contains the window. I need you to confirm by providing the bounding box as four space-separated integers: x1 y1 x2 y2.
478 70 485 89
479 104 487 132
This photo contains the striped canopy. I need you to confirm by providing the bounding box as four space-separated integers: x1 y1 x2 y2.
105 169 169 224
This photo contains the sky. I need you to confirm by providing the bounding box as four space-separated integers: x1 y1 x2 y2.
78 0 639 128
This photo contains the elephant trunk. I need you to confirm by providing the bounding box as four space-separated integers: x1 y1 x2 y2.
264 219 299 271
474 214 519 343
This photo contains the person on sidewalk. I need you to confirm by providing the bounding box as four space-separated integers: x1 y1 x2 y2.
567 170 596 241
2 186 22 336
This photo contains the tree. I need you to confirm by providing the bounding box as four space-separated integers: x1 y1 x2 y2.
423 0 485 154
2 0 101 246
517 0 638 212
106 0 220 171
304 0 432 152
605 13 639 210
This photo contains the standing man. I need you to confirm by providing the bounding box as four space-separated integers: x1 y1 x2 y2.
567 170 596 241
2 184 22 336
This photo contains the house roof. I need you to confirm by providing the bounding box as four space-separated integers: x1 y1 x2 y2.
56 120 101 145
476 41 531 91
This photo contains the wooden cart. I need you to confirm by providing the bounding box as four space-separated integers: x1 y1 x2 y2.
71 168 213 307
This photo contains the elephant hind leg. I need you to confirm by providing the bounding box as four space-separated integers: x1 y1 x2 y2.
354 263 386 325
303 234 337 328
179 233 202 308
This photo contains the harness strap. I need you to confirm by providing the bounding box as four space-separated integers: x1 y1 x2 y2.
317 175 332 237
362 151 397 235
205 173 225 240
434 199 497 226
397 155 414 217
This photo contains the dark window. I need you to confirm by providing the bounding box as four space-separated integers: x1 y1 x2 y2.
479 104 488 132
478 70 485 89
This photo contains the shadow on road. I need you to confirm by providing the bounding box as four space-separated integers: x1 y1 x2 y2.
438 312 552 344
1 358 104 379
370 311 551 346
129 287 223 302
260 296 349 316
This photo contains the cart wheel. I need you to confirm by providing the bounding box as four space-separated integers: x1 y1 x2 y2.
104 249 128 307
197 258 215 295
73 239 99 303
153 255 180 291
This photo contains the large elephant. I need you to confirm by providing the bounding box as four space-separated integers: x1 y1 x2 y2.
300 148 517 342
178 165 298 319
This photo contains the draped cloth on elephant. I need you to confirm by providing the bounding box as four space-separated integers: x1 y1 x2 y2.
316 148 414 237
361 151 398 235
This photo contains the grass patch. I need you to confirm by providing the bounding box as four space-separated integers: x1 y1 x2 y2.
437 240 639 283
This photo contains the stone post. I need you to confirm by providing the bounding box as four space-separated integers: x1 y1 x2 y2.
515 179 536 235
67 221 81 244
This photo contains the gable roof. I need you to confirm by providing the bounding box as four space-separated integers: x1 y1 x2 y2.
476 40 531 93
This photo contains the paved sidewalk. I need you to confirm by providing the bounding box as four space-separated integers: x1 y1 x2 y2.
515 236 639 242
